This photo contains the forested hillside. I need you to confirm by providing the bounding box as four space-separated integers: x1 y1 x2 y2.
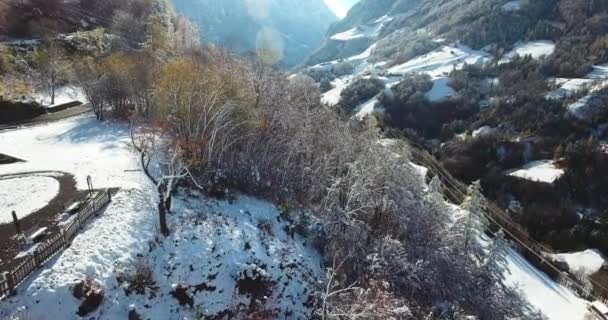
0 0 605 319
302 0 608 314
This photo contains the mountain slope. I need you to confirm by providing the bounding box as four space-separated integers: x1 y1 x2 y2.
301 1 608 319
171 0 337 67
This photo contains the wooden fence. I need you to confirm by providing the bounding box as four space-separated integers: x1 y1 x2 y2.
0 190 111 300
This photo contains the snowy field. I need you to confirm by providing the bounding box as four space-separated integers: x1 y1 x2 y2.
0 176 59 224
548 64 608 102
508 160 565 184
551 249 607 276
0 115 324 319
0 115 143 190
388 44 490 78
32 85 87 108
498 41 555 64
329 15 392 41
322 43 487 111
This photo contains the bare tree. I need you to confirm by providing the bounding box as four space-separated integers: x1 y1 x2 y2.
32 40 69 105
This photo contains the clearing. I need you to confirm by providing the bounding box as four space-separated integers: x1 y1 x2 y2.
0 175 59 224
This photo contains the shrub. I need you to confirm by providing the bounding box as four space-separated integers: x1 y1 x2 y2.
339 77 385 111
73 277 104 316
0 100 45 124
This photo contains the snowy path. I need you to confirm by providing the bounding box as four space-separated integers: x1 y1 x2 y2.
504 249 589 320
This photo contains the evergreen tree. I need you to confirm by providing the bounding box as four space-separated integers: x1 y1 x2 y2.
457 180 489 253
484 229 509 281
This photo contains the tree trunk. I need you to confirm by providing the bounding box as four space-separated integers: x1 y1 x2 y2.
158 182 170 236
51 73 56 105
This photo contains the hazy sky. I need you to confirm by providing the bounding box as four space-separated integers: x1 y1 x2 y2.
324 0 358 18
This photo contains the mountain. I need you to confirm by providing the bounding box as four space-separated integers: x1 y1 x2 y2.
171 0 337 67
302 1 608 316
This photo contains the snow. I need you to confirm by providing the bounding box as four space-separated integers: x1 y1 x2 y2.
347 43 377 61
354 96 379 120
568 95 593 119
503 248 589 320
322 76 352 105
547 64 608 100
546 78 595 99
449 201 589 320
0 115 144 190
472 126 496 137
499 41 555 64
550 249 606 276
588 63 608 80
592 301 608 315
425 77 455 102
502 0 521 11
0 176 59 224
0 115 324 319
329 16 391 41
388 44 491 78
32 85 88 108
330 27 366 41
508 160 565 184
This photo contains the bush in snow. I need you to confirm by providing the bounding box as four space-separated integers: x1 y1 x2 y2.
319 78 333 93
72 277 104 316
339 77 385 112
116 261 158 297
236 263 273 303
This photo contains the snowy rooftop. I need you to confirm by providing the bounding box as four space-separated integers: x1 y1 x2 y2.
550 249 606 276
508 160 565 184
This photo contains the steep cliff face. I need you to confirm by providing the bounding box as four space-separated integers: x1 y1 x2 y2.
172 0 337 67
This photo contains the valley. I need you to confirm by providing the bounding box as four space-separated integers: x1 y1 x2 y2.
0 0 607 319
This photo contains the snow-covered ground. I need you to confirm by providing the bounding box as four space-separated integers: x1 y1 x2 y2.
472 125 496 138
32 85 87 108
322 76 353 105
546 78 595 99
329 15 392 41
449 193 589 320
504 248 589 320
0 115 324 319
548 64 608 100
0 116 142 190
0 175 59 224
508 160 565 184
388 44 490 78
425 77 455 102
550 249 606 276
502 0 522 11
498 41 555 64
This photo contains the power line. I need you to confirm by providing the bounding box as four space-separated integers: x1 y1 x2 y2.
332 98 608 299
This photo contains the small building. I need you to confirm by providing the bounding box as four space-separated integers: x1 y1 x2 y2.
590 300 608 320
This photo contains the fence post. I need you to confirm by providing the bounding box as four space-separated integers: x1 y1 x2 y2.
3 271 14 296
11 211 21 235
107 190 111 202
31 249 41 269
62 229 70 247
